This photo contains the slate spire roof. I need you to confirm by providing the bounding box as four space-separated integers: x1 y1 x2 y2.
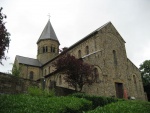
37 20 59 44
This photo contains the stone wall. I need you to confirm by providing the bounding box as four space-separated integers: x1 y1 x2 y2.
0 72 38 94
37 40 59 64
42 23 145 100
55 86 76 96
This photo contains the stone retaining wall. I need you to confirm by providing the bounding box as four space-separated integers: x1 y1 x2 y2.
0 72 38 94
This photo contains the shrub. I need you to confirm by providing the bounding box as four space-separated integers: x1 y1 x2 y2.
87 100 150 113
71 93 120 109
0 94 92 113
27 86 55 97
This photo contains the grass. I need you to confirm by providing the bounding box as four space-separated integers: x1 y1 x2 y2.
0 92 150 113
0 94 92 113
87 100 150 113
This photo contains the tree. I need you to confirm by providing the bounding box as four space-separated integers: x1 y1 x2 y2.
0 7 10 64
12 64 22 77
54 54 94 92
139 60 150 86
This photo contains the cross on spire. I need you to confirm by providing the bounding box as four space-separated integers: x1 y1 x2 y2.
47 13 50 20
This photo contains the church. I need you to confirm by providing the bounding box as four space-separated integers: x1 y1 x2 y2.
13 19 145 100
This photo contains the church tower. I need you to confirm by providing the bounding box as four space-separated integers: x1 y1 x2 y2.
37 20 60 64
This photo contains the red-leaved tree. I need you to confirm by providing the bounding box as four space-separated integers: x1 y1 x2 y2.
54 54 94 92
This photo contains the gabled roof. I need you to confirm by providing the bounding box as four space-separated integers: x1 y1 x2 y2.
42 21 125 67
64 21 125 51
42 21 112 66
37 20 59 44
16 55 42 67
64 21 111 51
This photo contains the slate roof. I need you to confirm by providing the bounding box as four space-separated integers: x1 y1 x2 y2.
16 55 42 67
63 21 125 52
42 21 112 66
37 20 59 44
63 21 111 52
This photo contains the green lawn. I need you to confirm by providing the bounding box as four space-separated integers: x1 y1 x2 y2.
0 94 92 113
87 100 150 113
0 94 150 113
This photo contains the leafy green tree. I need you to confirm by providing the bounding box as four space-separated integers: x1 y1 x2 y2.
139 60 150 86
0 7 10 64
12 64 22 77
54 54 94 92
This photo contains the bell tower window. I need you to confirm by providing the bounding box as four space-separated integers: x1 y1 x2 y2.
51 45 55 53
42 46 48 53
43 47 45 53
45 46 48 52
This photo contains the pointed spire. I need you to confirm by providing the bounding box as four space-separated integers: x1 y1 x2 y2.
37 20 59 44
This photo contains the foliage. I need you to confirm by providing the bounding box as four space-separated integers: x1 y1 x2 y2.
0 94 92 113
12 64 22 77
54 54 94 92
0 94 149 113
71 93 120 109
27 86 55 97
87 100 150 113
139 60 150 86
0 7 10 64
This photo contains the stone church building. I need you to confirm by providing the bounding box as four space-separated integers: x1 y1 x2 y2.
13 20 145 100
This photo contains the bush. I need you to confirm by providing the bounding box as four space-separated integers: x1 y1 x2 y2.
87 100 150 113
0 94 92 113
27 86 55 97
71 93 120 109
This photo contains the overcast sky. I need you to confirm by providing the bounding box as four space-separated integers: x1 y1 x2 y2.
1 0 150 73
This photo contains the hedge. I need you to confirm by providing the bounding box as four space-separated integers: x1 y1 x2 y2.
71 93 121 109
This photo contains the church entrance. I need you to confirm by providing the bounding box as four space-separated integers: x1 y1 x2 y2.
115 82 123 98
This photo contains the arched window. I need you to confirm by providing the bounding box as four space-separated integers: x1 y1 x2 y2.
53 47 55 53
51 45 55 53
93 68 99 82
49 80 52 89
59 75 62 85
85 46 89 55
45 69 47 75
51 46 52 52
43 47 45 53
113 50 117 66
29 71 34 80
78 50 81 58
45 46 48 52
49 66 51 73
133 75 136 84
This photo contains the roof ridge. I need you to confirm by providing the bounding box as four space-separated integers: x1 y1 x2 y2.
16 55 37 60
16 55 42 67
66 21 111 50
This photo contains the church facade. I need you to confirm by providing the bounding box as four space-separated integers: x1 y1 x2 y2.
13 20 145 100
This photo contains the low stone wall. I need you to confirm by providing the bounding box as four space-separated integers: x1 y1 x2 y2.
0 72 38 94
55 86 76 96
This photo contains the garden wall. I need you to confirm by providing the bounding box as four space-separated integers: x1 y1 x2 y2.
0 72 38 94
55 86 76 96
